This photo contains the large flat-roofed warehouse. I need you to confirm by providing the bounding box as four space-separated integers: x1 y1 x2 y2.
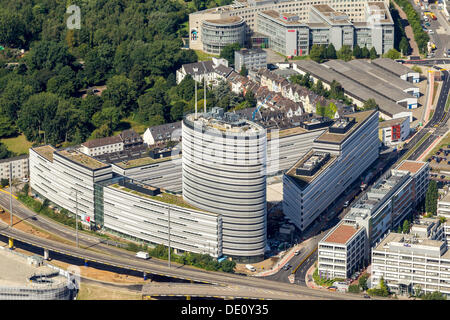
347 59 419 97
371 58 420 83
292 60 412 120
323 59 418 109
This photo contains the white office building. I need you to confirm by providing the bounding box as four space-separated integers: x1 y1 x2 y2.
318 222 367 279
283 109 380 232
182 107 267 262
371 232 450 297
0 154 29 181
102 178 223 257
29 146 113 226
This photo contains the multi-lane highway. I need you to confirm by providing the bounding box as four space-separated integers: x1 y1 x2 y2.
0 221 367 300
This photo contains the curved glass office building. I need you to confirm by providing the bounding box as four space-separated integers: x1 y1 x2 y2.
182 107 267 262
201 17 246 55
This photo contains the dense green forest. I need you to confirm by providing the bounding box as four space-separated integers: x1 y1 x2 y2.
0 0 235 150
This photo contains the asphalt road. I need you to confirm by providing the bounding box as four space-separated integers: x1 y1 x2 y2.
0 222 365 300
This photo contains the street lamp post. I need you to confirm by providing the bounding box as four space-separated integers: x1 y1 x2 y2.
71 189 79 248
168 205 171 268
9 163 13 227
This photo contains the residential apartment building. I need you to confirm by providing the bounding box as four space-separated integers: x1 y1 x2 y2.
318 221 367 279
283 109 380 232
378 117 410 146
142 122 182 147
79 129 143 157
234 48 267 72
0 154 29 180
176 58 233 86
80 136 123 157
371 232 450 296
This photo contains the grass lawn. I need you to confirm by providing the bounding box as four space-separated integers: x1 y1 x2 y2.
290 55 310 61
0 134 33 155
194 50 219 61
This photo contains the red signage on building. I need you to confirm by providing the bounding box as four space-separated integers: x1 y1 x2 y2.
288 29 295 32
392 124 401 141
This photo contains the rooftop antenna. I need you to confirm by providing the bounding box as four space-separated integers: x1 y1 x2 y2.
195 80 198 120
204 76 207 113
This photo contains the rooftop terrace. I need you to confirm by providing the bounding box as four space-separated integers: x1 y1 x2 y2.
57 149 109 170
322 222 360 245
32 145 56 162
286 149 337 189
314 110 376 144
109 183 215 215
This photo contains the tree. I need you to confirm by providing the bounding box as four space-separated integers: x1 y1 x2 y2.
383 48 402 60
425 180 438 215
309 44 326 63
177 75 196 101
219 43 241 65
26 41 76 71
399 37 409 56
359 274 369 291
0 11 26 48
362 98 378 111
316 102 326 117
244 90 257 108
353 44 362 59
325 43 337 59
0 143 13 160
402 219 411 233
219 259 236 273
348 284 360 293
337 45 353 62
240 65 248 77
411 65 422 74
421 291 447 300
170 101 186 122
369 47 378 60
102 75 137 116
329 80 344 100
0 178 9 188
361 46 370 59
92 107 121 131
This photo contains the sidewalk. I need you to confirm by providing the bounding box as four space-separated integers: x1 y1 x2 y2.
254 238 313 277
304 262 324 290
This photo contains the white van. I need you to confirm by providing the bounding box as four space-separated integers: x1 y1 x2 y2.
246 264 256 272
136 251 150 259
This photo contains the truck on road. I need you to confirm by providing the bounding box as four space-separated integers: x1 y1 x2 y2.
136 251 150 260
246 264 256 272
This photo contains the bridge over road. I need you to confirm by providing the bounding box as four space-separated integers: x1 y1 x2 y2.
0 223 367 300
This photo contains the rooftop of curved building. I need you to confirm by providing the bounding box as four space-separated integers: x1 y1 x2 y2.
204 16 244 25
184 107 265 135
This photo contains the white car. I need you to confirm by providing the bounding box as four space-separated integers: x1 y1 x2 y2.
428 29 435 34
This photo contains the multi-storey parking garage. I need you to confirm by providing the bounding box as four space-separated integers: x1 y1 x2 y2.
201 17 246 54
182 107 267 262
